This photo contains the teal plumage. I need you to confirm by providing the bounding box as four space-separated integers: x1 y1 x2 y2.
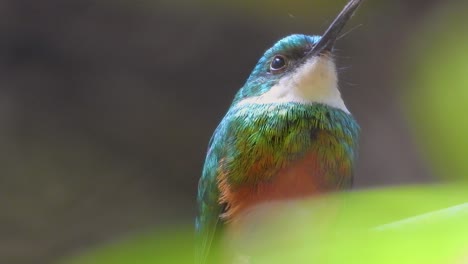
196 0 363 259
210 102 358 186
197 100 359 262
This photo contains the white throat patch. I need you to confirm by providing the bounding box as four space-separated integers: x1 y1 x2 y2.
238 56 349 113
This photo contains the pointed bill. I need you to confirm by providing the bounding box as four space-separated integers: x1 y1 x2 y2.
311 0 362 55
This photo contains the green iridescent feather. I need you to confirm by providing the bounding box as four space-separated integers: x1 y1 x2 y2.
196 102 359 262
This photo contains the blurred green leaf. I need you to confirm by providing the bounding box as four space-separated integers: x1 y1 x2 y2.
61 228 194 264
61 184 468 264
403 2 468 179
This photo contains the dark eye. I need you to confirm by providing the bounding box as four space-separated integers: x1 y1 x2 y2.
270 55 287 72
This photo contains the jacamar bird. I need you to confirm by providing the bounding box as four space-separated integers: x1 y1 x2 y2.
196 0 362 262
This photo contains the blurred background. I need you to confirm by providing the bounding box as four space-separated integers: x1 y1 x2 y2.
1 0 468 263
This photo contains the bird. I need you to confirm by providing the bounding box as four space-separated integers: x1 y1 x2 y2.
196 0 362 263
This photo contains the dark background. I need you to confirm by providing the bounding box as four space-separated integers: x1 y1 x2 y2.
0 0 459 263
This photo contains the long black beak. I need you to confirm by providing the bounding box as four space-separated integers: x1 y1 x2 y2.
311 0 362 54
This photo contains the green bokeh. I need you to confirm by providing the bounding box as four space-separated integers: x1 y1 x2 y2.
62 228 195 264
61 185 468 264
403 2 468 179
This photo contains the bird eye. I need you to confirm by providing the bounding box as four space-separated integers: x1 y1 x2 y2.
269 55 287 73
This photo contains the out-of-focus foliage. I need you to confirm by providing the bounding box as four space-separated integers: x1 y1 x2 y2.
61 184 468 264
62 228 195 264
403 2 468 179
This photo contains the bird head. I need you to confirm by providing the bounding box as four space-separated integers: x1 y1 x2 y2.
232 0 362 114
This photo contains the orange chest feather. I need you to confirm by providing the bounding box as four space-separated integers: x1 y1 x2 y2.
218 151 328 222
